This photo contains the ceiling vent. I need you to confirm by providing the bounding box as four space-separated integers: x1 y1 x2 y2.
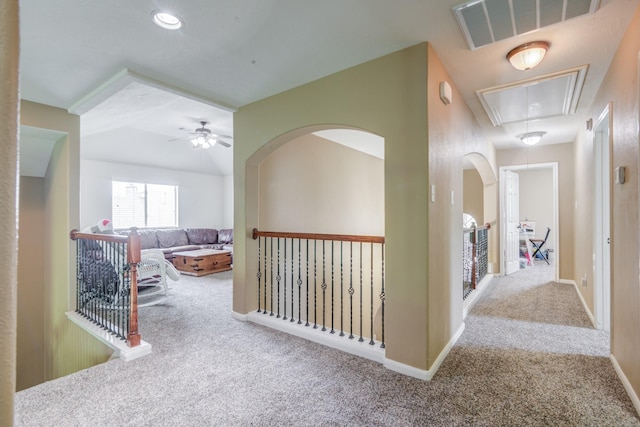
453 0 600 50
477 65 589 126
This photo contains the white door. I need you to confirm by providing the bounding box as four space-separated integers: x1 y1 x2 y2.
594 107 611 332
505 170 520 275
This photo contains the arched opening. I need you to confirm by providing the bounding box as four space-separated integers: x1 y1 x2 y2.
245 126 386 358
258 129 384 236
462 153 497 313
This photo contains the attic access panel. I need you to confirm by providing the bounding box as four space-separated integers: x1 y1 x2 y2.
477 65 588 126
453 0 600 50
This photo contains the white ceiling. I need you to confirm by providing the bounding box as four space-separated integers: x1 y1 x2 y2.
18 0 640 175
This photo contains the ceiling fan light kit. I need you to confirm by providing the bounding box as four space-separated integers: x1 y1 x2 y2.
507 41 549 71
182 121 232 149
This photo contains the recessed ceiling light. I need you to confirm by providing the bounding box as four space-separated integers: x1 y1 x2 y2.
152 11 183 30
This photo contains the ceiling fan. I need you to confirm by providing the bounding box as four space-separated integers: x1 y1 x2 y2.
170 121 232 149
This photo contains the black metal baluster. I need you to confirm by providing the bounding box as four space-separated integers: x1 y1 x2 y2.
359 242 364 342
270 237 274 316
276 238 281 318
122 241 127 339
330 240 335 334
297 239 302 324
291 238 295 322
369 243 375 345
283 238 287 321
124 241 130 339
380 244 386 349
257 235 262 313
117 242 123 337
321 240 327 331
313 240 318 329
264 237 268 314
305 239 310 327
75 242 80 313
349 242 354 339
340 241 345 337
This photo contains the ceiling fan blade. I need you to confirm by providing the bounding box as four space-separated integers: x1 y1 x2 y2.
217 140 232 148
168 136 189 142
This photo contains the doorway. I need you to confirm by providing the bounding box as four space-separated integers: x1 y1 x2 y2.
500 163 559 281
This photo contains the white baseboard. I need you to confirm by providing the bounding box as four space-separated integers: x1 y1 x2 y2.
231 311 248 322
383 322 466 381
383 358 428 380
247 311 385 364
562 279 596 328
611 354 640 417
246 311 465 382
66 311 152 362
463 274 494 319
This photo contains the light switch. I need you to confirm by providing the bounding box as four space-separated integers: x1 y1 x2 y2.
450 190 455 205
431 185 436 203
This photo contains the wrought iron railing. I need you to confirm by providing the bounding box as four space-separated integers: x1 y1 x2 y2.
463 224 490 299
252 229 386 348
69 229 141 347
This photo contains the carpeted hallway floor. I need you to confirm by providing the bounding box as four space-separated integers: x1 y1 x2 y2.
15 261 640 426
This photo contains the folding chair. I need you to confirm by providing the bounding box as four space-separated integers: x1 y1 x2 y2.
530 227 550 265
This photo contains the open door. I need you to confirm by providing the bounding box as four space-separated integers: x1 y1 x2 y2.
504 170 520 275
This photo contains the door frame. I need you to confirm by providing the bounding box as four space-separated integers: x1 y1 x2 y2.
593 103 612 332
499 162 559 282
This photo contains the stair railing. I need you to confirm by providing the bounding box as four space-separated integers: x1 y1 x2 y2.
69 228 141 347
252 229 386 348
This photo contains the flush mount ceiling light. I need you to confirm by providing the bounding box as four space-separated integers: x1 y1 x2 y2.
152 11 183 30
507 41 549 71
519 131 546 146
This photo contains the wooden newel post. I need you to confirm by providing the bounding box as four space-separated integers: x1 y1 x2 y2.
127 227 141 347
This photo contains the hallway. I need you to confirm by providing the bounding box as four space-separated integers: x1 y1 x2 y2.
15 262 640 425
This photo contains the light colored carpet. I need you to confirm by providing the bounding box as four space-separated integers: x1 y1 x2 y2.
15 262 640 426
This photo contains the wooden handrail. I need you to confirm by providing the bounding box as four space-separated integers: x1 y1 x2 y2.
69 229 128 243
252 228 385 244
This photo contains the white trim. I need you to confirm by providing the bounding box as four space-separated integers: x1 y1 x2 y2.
247 312 465 382
231 311 248 322
563 279 597 328
383 358 429 380
385 322 466 381
463 274 494 319
247 311 385 364
611 354 640 417
68 69 237 115
66 311 152 362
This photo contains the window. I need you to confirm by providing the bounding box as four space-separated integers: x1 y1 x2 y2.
112 181 178 228
463 213 477 229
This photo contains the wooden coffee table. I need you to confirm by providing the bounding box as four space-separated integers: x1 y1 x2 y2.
171 249 232 276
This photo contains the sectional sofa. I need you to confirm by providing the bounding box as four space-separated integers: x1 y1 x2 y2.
117 227 233 260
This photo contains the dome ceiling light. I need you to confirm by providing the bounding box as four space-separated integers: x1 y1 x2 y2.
519 131 546 146
507 41 550 71
152 11 183 30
